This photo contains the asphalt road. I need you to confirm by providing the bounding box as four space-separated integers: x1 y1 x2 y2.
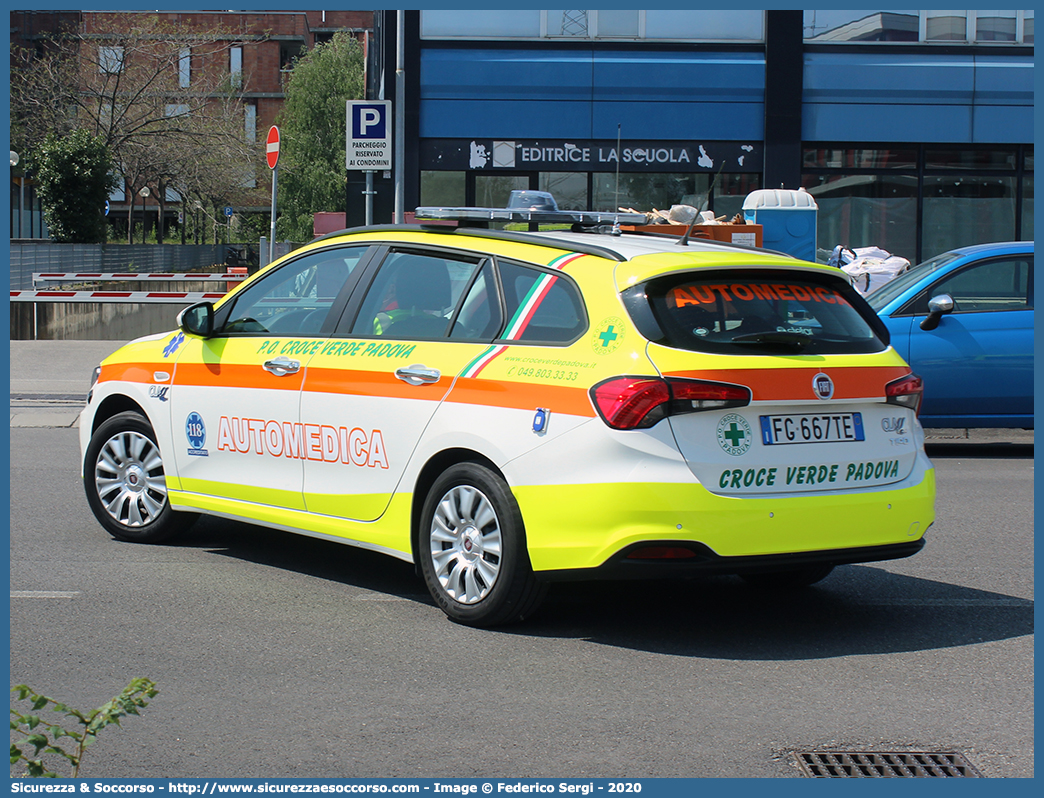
8 427 1033 779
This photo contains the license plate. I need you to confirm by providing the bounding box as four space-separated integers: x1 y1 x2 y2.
759 413 865 445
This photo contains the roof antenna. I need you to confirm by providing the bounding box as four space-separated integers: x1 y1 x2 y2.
677 212 698 247
611 123 622 236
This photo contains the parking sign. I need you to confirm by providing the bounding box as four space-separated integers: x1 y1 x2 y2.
346 100 392 170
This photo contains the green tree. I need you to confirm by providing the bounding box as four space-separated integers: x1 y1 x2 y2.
28 131 119 243
275 30 365 241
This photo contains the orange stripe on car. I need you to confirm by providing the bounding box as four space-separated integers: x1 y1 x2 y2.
446 377 595 416
167 362 305 391
663 366 911 401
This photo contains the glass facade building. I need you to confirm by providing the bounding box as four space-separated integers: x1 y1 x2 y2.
367 10 1033 263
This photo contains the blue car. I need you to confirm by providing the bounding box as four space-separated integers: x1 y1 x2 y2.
866 241 1034 429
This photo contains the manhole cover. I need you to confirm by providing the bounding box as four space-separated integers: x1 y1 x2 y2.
796 751 982 778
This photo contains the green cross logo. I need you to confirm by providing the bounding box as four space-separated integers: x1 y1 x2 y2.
717 413 752 456
592 316 625 355
723 422 746 447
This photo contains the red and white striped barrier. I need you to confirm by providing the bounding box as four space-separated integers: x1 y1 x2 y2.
32 272 245 287
10 291 228 304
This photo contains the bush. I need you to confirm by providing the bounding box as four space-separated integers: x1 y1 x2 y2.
10 678 158 778
28 131 119 243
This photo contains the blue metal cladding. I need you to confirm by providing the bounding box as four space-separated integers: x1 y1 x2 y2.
803 52 1033 143
420 48 765 140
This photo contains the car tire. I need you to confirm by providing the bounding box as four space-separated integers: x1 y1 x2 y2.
83 410 197 544
419 463 547 627
740 564 835 589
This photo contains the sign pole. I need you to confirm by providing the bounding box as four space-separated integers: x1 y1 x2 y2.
393 10 405 224
269 164 277 263
364 171 374 226
266 125 281 265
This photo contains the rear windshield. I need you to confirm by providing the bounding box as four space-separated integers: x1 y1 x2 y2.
639 269 888 355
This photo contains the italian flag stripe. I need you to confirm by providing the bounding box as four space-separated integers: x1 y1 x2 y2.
502 252 584 340
461 345 506 379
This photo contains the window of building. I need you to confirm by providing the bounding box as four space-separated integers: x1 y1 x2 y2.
420 171 466 206
1021 174 1033 240
280 41 305 70
975 10 1017 42
539 173 588 211
924 11 967 42
923 175 1016 258
165 104 190 120
422 10 542 38
803 10 1034 44
476 174 530 209
230 46 243 88
99 46 124 74
643 10 763 41
178 47 191 88
592 173 711 215
926 148 1016 171
421 10 763 42
803 173 918 263
803 147 917 170
804 145 1032 263
241 104 257 188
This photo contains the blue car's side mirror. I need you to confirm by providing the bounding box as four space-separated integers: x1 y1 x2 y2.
919 293 954 331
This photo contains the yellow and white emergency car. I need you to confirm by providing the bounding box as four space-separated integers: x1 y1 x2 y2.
80 205 935 626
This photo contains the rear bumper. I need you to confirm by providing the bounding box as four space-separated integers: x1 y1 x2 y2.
537 537 926 582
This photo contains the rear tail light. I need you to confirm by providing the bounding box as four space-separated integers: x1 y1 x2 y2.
590 376 750 430
885 374 924 416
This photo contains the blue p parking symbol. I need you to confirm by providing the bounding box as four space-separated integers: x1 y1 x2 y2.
352 104 386 139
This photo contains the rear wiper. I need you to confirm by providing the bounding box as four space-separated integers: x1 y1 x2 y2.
730 331 812 350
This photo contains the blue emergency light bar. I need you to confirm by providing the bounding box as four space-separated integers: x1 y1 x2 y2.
413 206 649 226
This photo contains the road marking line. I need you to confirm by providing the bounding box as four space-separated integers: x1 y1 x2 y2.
11 591 80 599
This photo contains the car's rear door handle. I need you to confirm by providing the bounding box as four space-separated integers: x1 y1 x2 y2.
395 364 441 385
263 357 301 376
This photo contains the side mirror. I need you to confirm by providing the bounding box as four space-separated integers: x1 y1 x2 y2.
919 293 954 331
177 301 214 338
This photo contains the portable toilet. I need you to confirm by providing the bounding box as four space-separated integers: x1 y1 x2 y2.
742 188 818 262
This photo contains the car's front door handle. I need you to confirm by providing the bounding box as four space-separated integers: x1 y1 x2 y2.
263 357 301 376
395 364 441 385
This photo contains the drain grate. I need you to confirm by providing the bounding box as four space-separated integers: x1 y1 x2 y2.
796 751 982 778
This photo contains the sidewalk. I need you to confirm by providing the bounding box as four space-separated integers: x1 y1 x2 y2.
10 340 127 428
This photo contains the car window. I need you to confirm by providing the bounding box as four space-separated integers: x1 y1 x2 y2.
497 260 586 343
926 256 1032 313
351 250 482 340
643 269 887 356
220 246 368 335
866 251 961 311
448 262 502 340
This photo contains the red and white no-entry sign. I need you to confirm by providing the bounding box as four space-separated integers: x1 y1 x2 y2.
266 126 280 169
